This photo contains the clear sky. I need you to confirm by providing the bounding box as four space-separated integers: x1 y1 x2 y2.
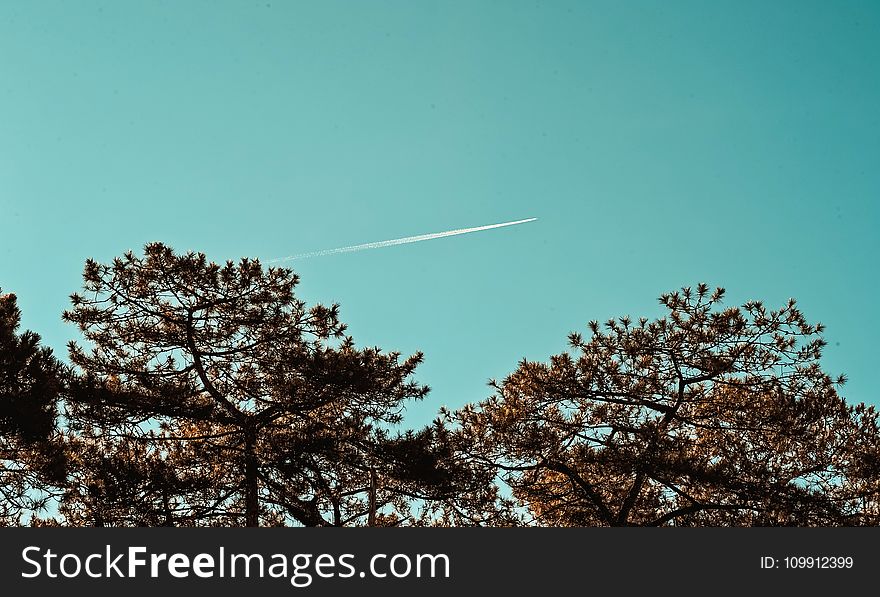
1 1 878 427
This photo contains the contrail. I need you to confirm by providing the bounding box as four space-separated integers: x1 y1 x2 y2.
269 217 537 262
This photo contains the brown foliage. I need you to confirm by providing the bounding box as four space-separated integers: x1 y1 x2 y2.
62 243 440 526
450 284 880 526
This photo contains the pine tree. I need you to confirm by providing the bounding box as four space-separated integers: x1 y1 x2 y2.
450 284 880 526
0 290 65 524
62 243 448 526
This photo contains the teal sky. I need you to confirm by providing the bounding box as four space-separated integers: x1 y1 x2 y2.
1 1 878 426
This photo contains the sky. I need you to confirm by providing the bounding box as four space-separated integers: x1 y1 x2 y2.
1 1 878 427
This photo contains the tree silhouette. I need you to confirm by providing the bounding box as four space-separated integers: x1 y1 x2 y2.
450 284 880 526
378 420 523 527
62 243 452 526
0 290 65 524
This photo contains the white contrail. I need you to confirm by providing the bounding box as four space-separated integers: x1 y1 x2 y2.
269 217 537 262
